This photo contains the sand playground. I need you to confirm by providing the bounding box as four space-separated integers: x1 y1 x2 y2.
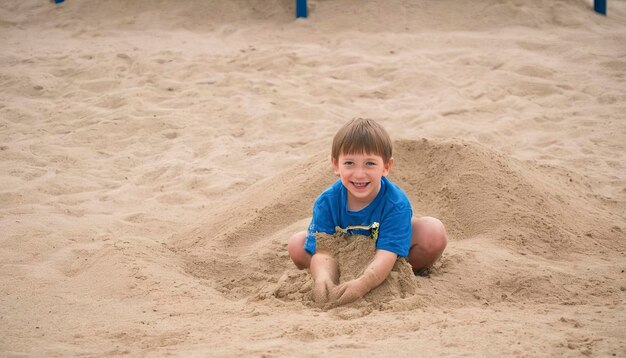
1 0 625 356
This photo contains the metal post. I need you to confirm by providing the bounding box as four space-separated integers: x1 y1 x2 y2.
296 0 307 18
594 0 606 15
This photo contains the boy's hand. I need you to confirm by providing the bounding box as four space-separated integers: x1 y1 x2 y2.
329 278 369 306
312 279 335 307
325 250 397 308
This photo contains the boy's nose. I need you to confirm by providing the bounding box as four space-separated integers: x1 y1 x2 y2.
354 166 366 178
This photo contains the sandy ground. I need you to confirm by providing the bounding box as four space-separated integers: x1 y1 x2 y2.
1 0 625 356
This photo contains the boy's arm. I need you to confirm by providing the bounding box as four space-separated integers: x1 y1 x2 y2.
329 249 397 306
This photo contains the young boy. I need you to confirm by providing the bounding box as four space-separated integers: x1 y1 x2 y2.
288 118 448 307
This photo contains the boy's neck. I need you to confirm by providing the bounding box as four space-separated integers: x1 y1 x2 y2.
346 183 382 211
347 198 371 212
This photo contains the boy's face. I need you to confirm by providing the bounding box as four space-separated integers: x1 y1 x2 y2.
332 152 393 210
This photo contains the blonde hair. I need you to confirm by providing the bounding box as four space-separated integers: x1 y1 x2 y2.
331 118 392 164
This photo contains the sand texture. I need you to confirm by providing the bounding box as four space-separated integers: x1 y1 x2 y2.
1 0 625 356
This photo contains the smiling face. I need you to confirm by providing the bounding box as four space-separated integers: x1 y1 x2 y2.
332 152 393 211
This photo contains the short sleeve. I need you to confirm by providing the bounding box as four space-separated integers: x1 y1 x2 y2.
375 205 413 257
304 196 335 255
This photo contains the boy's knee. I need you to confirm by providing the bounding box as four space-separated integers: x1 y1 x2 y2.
413 216 448 254
428 217 448 249
288 232 311 270
287 232 305 253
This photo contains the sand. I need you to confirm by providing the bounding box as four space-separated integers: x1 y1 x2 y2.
1 0 625 356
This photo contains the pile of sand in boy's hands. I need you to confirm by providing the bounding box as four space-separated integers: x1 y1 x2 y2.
315 232 419 305
264 232 420 313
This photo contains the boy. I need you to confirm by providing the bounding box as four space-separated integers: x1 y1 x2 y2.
288 118 448 307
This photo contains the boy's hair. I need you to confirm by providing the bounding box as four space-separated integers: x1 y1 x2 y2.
331 118 393 164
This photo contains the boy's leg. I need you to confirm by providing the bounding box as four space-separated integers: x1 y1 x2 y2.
407 216 448 273
310 250 339 305
288 231 312 269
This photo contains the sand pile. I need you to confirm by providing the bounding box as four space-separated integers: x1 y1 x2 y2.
267 232 419 310
180 139 622 311
391 139 622 256
316 233 419 302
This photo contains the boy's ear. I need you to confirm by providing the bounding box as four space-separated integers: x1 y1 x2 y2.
383 157 394 176
330 156 340 176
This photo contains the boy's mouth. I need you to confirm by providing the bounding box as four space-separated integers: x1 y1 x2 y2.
351 181 370 189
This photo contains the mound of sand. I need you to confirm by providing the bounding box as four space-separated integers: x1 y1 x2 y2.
391 139 622 255
179 138 623 314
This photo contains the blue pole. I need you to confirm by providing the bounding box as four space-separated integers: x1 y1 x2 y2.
594 0 606 15
296 0 307 18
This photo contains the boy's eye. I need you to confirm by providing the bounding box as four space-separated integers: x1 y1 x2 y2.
343 161 354 166
366 162 376 166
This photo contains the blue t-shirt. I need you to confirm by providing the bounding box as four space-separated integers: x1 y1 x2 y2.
304 176 413 257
